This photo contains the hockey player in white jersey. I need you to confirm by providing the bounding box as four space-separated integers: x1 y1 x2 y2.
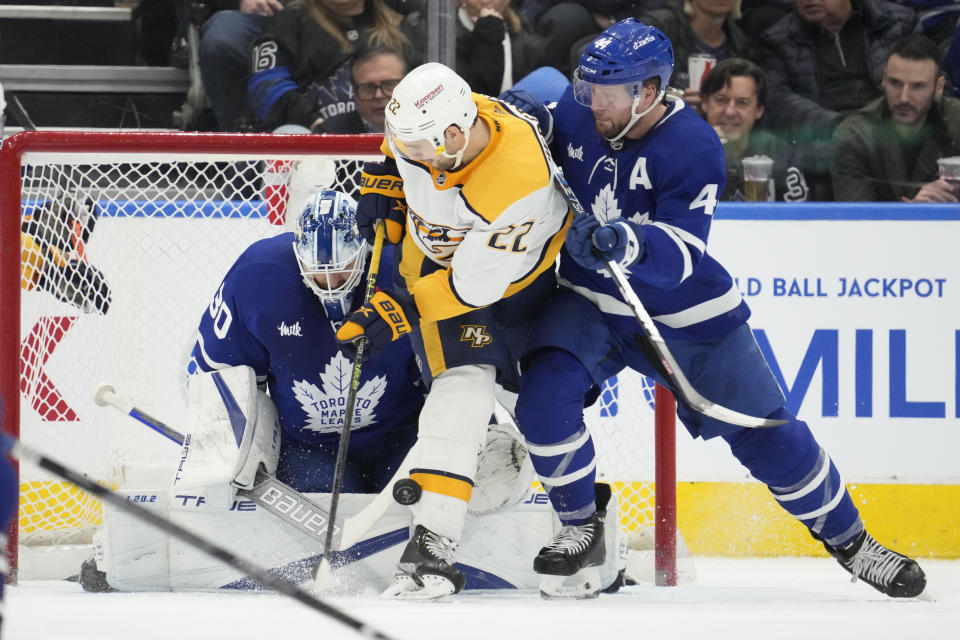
334 62 574 599
505 19 926 599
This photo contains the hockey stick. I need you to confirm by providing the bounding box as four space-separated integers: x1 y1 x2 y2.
2 435 396 640
94 384 339 549
552 169 784 428
314 221 387 583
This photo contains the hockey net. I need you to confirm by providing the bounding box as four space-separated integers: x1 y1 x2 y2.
0 131 676 583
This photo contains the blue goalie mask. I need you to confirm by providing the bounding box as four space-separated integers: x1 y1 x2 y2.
293 190 368 322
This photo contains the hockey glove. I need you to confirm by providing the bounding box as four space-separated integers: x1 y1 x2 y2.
498 89 553 140
336 290 414 360
358 159 407 244
566 215 646 272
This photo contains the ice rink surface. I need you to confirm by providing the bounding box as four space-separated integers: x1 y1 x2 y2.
6 557 958 640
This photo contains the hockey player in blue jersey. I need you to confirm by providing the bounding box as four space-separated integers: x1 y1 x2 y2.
509 19 926 599
189 189 422 494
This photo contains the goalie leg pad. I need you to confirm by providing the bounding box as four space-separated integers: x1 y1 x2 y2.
176 366 280 506
409 364 494 542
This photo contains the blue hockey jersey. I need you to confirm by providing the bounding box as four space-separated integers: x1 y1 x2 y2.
190 233 423 449
550 89 751 340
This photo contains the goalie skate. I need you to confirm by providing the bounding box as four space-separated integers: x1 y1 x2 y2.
381 524 466 601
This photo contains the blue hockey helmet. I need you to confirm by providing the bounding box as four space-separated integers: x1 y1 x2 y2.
575 19 674 100
293 190 368 320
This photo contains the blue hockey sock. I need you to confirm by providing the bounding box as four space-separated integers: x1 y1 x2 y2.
722 409 863 547
516 349 598 524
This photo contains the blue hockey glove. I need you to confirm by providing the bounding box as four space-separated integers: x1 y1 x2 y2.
566 215 646 271
357 159 406 244
498 89 553 140
336 290 414 360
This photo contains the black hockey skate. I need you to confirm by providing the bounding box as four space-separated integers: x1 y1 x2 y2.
533 484 609 577
825 530 926 598
383 524 466 600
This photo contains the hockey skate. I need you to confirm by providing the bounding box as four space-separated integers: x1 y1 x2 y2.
535 484 610 599
382 524 466 600
825 530 926 598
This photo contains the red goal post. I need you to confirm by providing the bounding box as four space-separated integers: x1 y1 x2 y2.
0 130 676 584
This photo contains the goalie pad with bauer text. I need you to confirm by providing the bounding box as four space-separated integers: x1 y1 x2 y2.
175 366 280 507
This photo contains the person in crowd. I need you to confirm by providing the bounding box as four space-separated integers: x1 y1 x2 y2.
755 0 919 199
248 0 412 132
699 57 808 201
832 34 960 202
633 0 752 110
199 0 287 131
315 47 406 133
400 0 595 96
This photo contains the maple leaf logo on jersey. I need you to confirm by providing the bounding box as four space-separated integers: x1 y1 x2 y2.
293 352 386 433
591 184 621 223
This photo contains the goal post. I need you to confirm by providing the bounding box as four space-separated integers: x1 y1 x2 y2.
0 130 676 584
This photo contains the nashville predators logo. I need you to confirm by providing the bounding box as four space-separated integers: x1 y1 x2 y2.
408 208 468 264
460 325 492 347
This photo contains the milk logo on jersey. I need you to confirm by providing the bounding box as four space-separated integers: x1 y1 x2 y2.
292 351 386 433
567 143 584 161
460 324 492 347
277 320 303 337
408 208 468 263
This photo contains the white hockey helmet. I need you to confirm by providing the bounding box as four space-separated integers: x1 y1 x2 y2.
384 62 478 169
292 190 369 322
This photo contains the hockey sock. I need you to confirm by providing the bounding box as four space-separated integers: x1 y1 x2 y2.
516 349 598 525
722 408 863 547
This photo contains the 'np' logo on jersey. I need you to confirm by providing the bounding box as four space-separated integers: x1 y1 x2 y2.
460 325 492 347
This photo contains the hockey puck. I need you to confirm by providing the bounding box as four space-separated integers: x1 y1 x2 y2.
392 478 421 505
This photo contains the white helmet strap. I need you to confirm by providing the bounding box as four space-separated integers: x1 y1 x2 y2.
605 90 664 150
439 123 472 170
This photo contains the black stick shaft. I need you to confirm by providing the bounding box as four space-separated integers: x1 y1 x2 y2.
9 439 397 640
320 222 386 574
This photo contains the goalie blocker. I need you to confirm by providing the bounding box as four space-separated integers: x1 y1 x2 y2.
174 366 281 508
84 423 629 596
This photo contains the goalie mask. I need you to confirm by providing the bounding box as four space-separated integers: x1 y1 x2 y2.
293 190 368 324
384 62 478 170
574 19 674 147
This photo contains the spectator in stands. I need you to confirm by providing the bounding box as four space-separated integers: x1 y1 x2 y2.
755 0 919 199
199 0 287 132
315 47 406 133
700 58 809 201
832 34 960 202
633 0 752 110
738 0 792 39
248 0 411 133
945 21 960 98
400 0 595 96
